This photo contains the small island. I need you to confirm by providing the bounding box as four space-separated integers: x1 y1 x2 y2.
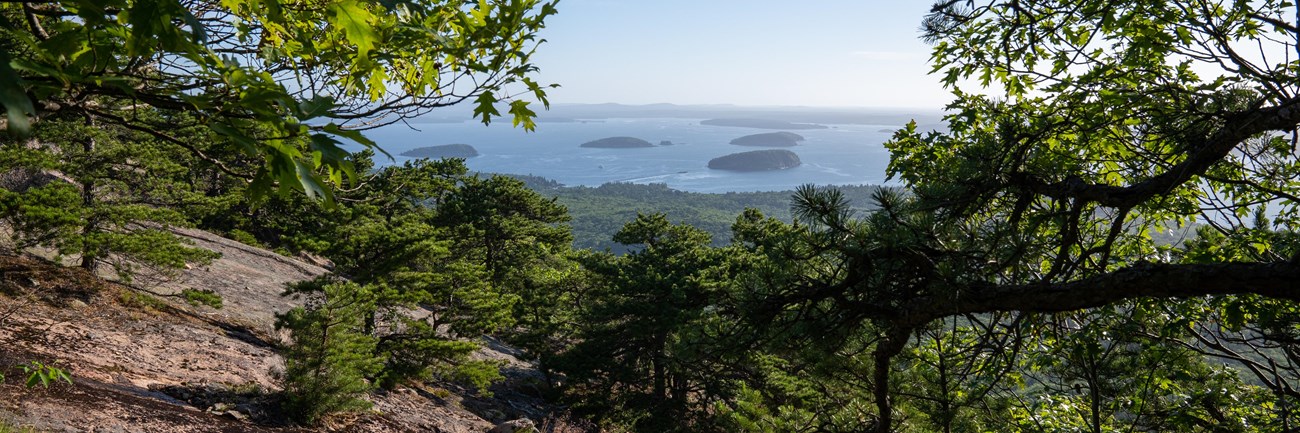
729 132 805 147
580 136 656 148
399 143 479 159
701 118 828 130
659 140 675 146
707 149 802 171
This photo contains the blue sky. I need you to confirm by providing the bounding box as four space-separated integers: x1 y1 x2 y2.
530 1 951 109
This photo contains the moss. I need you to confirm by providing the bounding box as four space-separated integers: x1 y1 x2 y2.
180 289 223 309
0 419 38 433
118 291 168 312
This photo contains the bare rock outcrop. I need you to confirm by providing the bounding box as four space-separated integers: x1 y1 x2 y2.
489 418 538 433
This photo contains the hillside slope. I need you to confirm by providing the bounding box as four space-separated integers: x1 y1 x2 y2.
0 230 578 432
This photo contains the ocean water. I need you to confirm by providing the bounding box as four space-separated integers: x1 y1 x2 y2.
364 118 900 193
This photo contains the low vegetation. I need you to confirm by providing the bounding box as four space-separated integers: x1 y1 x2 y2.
0 420 37 433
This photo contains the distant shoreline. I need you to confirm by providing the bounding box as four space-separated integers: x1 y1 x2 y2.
404 102 947 129
701 118 828 130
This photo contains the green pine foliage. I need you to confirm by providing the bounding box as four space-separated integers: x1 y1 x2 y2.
553 213 735 431
258 157 576 410
180 289 224 309
0 116 219 280
435 174 572 287
276 280 384 425
319 160 529 389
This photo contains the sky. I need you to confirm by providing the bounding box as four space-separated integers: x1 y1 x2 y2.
530 1 952 109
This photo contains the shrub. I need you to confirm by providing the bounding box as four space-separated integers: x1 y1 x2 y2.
180 289 223 309
276 281 384 425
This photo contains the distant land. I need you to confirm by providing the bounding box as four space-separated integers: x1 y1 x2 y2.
580 136 656 148
511 175 887 253
537 117 607 124
702 118 827 130
708 149 802 171
411 117 467 124
408 103 947 131
730 132 805 147
399 143 479 159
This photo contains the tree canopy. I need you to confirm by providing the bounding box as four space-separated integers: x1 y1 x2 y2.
875 0 1300 325
747 1 1300 431
5 0 1300 431
0 0 557 200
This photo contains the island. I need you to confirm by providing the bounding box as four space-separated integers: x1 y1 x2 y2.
580 136 656 148
707 149 802 171
399 143 479 159
659 140 675 146
701 118 828 130
729 132 805 147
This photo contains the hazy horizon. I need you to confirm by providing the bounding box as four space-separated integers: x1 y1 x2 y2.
542 101 947 111
417 101 950 123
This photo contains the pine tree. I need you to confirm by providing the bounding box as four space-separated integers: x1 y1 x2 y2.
0 115 218 280
276 280 384 425
555 213 731 431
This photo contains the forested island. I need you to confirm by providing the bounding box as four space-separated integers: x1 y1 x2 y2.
707 149 802 171
729 131 805 147
579 136 657 148
701 118 829 129
398 143 479 159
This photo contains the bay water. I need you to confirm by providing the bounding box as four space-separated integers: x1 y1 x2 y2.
365 118 901 193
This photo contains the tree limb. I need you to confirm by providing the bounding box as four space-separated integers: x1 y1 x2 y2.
1011 95 1300 209
900 261 1300 327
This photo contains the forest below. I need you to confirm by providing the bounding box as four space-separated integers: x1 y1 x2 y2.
2 0 1300 432
511 176 885 253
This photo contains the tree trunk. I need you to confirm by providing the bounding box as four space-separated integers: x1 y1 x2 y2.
873 326 912 433
653 335 667 403
78 114 97 271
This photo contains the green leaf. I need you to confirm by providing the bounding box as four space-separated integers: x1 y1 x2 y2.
309 133 352 166
0 48 34 137
178 8 208 42
124 0 176 56
330 0 379 58
248 166 275 203
508 100 537 131
297 96 336 120
320 123 387 162
210 122 260 156
294 159 334 206
473 91 500 125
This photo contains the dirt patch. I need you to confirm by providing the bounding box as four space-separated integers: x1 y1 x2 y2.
0 373 310 433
